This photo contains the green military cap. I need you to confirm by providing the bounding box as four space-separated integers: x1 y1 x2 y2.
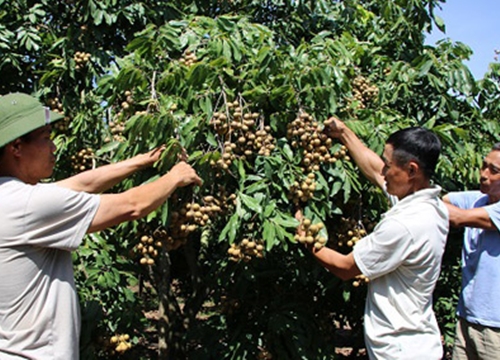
0 92 63 147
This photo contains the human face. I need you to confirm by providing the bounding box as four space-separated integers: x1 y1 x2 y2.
20 125 57 183
479 150 500 203
381 144 413 200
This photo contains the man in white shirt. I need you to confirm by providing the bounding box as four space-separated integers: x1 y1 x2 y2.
300 117 449 359
0 92 202 359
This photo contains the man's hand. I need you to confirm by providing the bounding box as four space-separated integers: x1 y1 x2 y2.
323 116 347 139
295 208 361 280
139 145 166 168
169 161 203 188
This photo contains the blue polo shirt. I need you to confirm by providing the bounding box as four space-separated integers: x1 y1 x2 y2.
448 191 500 328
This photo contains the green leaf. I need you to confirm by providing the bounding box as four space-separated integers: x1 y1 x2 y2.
274 213 299 228
239 192 262 214
264 203 276 217
237 159 246 179
161 202 169 225
281 143 294 162
330 180 343 197
219 212 239 243
229 38 242 62
343 290 350 302
418 59 433 77
263 219 276 246
222 39 232 59
146 209 157 222
433 15 446 33
245 180 267 194
198 96 213 114
97 274 106 288
217 16 237 33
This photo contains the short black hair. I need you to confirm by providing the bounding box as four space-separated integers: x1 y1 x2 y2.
386 127 441 179
492 143 500 152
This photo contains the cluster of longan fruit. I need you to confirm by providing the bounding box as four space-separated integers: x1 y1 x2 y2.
288 172 316 205
214 142 236 171
348 75 379 110
166 195 229 249
210 109 230 136
254 127 276 157
287 112 338 172
151 227 183 253
104 119 126 143
336 217 374 287
53 116 71 133
210 100 255 136
136 234 161 266
71 148 94 172
179 49 198 66
74 51 91 70
352 274 370 287
209 100 275 170
120 90 134 111
227 238 265 262
332 144 350 162
295 217 327 250
334 217 368 248
46 97 70 133
104 91 138 143
109 333 132 354
46 97 64 114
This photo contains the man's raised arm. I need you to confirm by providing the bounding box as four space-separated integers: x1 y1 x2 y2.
324 117 385 189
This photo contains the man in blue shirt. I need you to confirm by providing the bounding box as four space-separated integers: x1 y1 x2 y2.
443 143 500 360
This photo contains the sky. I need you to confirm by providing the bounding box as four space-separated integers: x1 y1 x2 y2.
425 0 500 79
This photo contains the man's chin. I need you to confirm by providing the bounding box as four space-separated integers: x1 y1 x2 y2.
480 184 489 194
43 169 54 179
386 187 398 197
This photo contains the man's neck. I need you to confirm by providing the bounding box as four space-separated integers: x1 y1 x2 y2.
399 180 432 200
489 194 500 204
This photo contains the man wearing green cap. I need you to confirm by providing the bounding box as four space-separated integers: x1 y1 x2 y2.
0 93 202 359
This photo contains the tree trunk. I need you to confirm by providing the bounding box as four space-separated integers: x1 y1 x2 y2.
156 251 185 359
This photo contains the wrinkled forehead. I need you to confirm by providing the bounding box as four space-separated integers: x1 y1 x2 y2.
382 144 394 163
23 124 52 139
485 150 500 165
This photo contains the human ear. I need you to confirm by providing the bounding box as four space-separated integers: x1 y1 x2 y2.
9 139 23 157
407 162 418 177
